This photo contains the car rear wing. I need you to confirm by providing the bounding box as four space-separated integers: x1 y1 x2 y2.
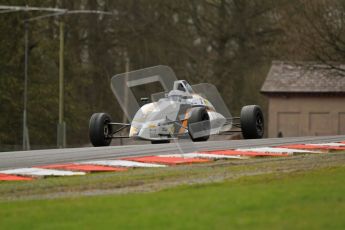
111 65 177 121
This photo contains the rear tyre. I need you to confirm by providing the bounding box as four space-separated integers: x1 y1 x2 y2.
188 107 210 142
151 140 170 144
240 105 264 139
89 113 112 147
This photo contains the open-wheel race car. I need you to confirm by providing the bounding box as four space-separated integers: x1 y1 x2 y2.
89 66 264 146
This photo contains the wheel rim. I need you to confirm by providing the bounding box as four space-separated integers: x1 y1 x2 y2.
103 125 109 136
201 110 210 137
103 120 110 138
256 113 263 135
202 112 209 121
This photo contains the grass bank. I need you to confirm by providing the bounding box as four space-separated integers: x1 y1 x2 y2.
0 165 344 229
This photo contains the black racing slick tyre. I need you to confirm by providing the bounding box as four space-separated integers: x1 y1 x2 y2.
188 107 210 142
89 113 112 147
240 105 264 139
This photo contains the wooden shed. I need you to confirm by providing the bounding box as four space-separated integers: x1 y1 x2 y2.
261 61 345 137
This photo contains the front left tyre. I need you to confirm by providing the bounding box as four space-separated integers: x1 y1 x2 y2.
89 113 112 147
240 105 264 139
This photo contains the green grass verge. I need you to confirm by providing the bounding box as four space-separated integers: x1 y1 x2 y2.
0 166 344 230
0 161 253 199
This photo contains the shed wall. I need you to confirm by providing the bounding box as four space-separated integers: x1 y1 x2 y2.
267 96 345 137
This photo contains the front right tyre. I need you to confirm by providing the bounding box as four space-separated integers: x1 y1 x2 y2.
188 107 210 142
89 113 112 147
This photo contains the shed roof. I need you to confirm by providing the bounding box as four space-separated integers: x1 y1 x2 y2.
261 61 345 94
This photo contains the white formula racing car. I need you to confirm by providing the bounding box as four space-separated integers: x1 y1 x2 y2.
89 66 264 146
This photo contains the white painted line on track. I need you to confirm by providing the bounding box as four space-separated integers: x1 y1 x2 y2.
157 153 248 160
0 167 85 177
235 147 320 154
308 143 345 147
78 160 166 168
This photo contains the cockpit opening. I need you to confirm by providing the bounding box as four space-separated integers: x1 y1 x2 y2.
173 80 194 94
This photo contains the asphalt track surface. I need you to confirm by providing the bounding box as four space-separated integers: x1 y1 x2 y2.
1 135 345 170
